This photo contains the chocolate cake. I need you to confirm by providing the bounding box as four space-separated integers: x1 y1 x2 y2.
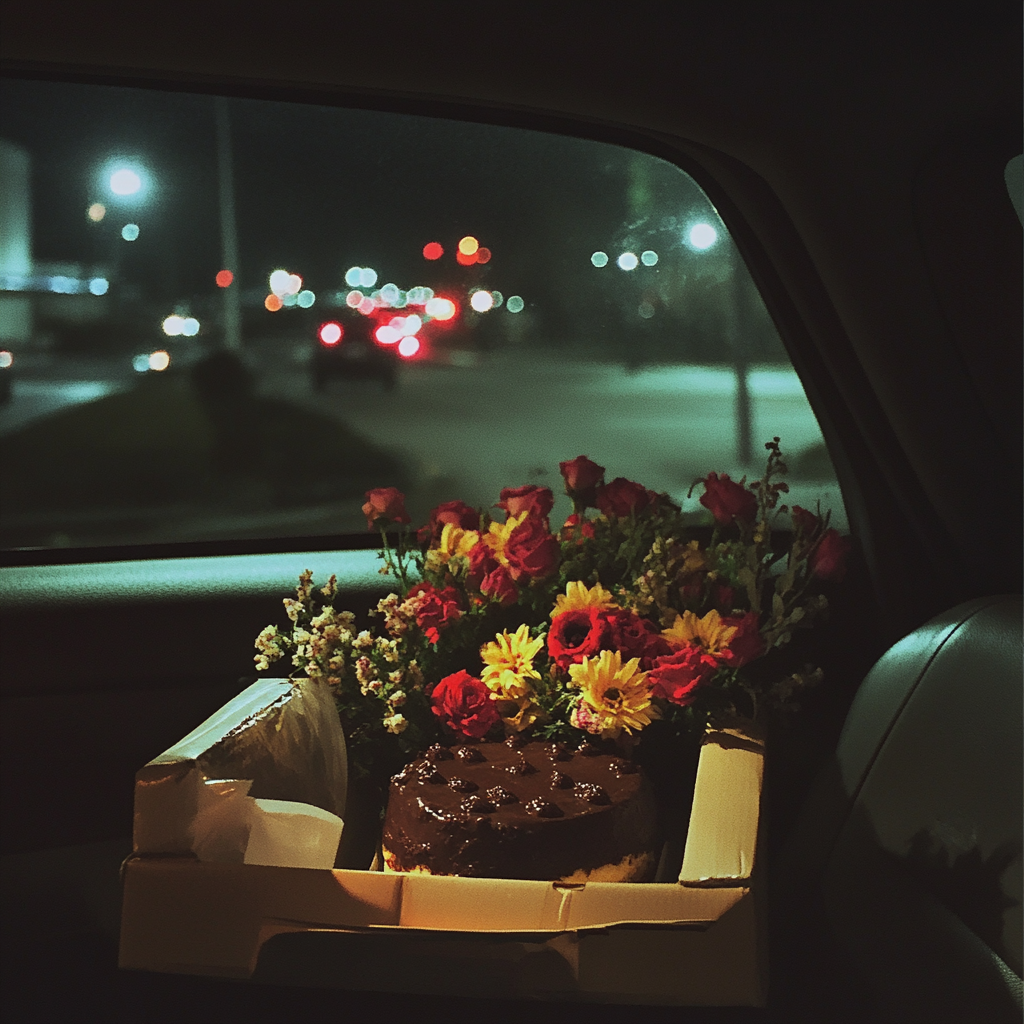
381 738 660 881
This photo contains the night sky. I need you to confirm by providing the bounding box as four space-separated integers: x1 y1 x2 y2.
0 75 746 356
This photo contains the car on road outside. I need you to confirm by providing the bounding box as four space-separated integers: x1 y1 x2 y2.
0 8 1020 1024
310 318 398 392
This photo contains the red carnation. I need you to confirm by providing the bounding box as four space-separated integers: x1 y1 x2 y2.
418 500 479 545
548 607 609 669
699 473 757 526
596 477 653 518
810 529 851 582
362 487 410 530
648 645 719 706
559 455 605 508
480 565 518 606
431 670 499 740
504 515 560 581
720 610 765 668
410 582 462 643
498 484 554 520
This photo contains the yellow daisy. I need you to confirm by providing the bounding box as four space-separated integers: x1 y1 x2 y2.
567 650 659 738
483 511 528 567
551 579 619 619
662 608 738 655
480 623 545 700
437 523 480 561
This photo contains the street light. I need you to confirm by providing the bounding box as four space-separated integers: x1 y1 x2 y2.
99 158 151 206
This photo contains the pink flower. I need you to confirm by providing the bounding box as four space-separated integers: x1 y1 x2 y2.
570 698 603 735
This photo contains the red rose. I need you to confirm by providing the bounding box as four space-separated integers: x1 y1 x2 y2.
418 500 479 545
431 670 499 739
604 610 672 669
562 514 596 543
648 645 719 706
362 487 411 529
790 505 819 535
480 565 518 606
810 529 851 582
504 515 560 581
595 477 653 518
559 455 605 507
548 607 609 669
720 610 765 667
498 485 554 520
699 473 757 526
467 541 499 589
410 582 462 643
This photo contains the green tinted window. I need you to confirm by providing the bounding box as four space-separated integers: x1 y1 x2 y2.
0 79 845 548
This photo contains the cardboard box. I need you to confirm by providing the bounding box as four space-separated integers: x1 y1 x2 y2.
120 678 767 1005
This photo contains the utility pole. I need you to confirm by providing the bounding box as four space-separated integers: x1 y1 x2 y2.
215 96 241 351
730 241 753 466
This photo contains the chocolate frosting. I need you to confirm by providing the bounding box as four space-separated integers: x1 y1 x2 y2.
382 740 659 879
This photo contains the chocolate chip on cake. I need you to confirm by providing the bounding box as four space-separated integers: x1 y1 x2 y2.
577 741 602 757
506 758 536 775
609 758 639 776
461 795 496 814
525 797 564 818
485 786 519 805
504 734 526 749
416 764 446 784
574 781 611 804
448 777 478 793
426 743 454 761
550 770 574 790
548 742 573 761
455 746 486 763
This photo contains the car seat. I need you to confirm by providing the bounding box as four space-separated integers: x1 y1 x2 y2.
778 594 1022 1023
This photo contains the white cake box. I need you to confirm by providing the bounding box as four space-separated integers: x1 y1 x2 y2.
119 677 767 1005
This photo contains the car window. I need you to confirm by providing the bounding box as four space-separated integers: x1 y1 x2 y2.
0 78 847 550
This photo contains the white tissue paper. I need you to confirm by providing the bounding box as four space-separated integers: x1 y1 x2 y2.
243 798 344 870
189 778 343 869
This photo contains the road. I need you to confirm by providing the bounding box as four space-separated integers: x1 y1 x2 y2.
0 346 847 544
264 349 847 531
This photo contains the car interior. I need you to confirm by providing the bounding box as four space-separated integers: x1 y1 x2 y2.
1 6 1021 1023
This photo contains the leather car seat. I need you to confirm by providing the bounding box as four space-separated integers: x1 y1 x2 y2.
780 594 1022 1023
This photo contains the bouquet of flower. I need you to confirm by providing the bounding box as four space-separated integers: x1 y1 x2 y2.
254 438 849 784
